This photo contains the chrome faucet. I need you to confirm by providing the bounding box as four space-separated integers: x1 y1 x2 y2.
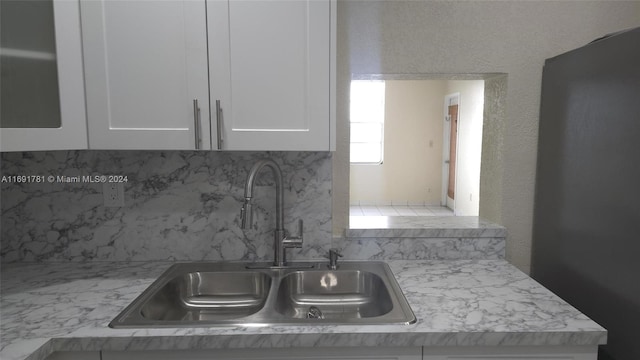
240 159 303 267
327 248 343 270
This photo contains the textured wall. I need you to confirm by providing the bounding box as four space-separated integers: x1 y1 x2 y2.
332 0 640 272
1 151 332 262
479 75 508 226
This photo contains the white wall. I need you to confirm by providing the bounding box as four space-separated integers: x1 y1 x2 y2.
350 80 445 205
446 80 484 216
332 0 640 273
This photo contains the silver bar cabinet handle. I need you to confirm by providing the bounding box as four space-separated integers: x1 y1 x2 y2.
193 99 201 150
215 99 223 150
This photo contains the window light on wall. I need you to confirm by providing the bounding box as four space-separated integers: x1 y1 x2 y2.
350 80 385 164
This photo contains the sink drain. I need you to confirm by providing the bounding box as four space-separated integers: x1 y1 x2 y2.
306 306 324 319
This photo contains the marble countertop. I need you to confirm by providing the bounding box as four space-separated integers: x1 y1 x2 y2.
0 260 606 360
347 216 507 238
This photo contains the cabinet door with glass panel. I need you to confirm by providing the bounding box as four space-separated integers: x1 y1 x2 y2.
0 0 87 152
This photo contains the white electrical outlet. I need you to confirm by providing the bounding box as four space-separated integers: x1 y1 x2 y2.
103 182 125 207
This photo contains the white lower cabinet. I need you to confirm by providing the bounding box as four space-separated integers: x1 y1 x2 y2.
421 346 598 360
45 351 100 360
101 347 421 360
48 346 598 360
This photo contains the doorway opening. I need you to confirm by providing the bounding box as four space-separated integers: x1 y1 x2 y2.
349 78 485 219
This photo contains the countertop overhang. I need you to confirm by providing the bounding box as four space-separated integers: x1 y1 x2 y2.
0 260 607 360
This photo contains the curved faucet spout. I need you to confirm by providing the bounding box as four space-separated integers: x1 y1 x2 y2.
242 159 284 232
241 159 302 267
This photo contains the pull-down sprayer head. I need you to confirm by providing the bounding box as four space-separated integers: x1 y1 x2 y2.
240 198 253 229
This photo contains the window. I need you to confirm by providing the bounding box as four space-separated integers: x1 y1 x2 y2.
350 80 385 164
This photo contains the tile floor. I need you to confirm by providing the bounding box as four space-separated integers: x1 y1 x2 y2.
349 204 454 217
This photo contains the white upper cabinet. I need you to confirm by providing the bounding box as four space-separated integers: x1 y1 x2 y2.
3 0 335 152
81 0 211 150
208 0 336 151
0 0 88 152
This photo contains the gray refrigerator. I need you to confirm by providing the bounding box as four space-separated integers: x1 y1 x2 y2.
532 27 640 360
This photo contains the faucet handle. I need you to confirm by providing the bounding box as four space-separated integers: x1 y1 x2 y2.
328 248 343 259
283 219 303 249
327 248 343 270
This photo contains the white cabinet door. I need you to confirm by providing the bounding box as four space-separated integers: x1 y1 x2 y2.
45 351 101 360
81 0 210 150
0 0 88 151
208 0 336 151
102 347 421 360
421 346 598 360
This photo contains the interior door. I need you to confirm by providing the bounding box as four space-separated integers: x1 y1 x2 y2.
447 104 459 203
442 93 459 211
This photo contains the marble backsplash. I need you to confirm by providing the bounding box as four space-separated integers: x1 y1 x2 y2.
0 151 332 263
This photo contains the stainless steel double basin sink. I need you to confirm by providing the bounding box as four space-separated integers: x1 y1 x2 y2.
109 261 416 328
